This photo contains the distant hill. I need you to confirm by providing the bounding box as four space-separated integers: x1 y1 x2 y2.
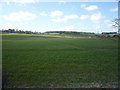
45 31 95 35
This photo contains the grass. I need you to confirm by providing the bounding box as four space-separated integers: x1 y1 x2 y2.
2 33 118 88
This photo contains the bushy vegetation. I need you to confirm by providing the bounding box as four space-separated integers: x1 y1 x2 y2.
2 33 118 88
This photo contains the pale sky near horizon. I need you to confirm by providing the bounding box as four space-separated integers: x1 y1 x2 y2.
0 0 118 33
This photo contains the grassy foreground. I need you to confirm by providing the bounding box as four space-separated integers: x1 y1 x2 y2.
2 33 118 88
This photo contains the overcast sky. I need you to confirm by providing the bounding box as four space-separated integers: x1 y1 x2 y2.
0 0 118 33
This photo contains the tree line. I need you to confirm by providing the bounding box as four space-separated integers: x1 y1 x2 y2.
0 29 40 34
45 31 95 35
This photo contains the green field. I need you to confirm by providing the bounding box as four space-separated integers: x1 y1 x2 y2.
2 33 118 88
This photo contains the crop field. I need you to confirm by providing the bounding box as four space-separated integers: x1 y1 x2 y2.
2 33 118 88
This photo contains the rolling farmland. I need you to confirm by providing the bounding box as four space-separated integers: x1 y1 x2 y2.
2 33 118 88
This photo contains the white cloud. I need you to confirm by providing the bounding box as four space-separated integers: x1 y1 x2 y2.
3 11 36 21
90 12 104 23
40 12 47 16
80 15 89 20
110 7 118 12
65 14 78 19
51 18 66 23
80 4 98 11
85 5 98 11
51 14 78 23
80 4 86 8
49 11 63 17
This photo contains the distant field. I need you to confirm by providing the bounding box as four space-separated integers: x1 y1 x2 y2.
2 33 118 88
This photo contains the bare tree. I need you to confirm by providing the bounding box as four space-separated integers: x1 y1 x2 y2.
112 18 120 33
112 1 120 33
